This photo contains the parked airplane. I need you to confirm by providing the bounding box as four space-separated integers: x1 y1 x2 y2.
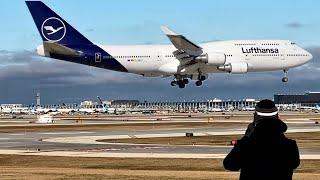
299 105 320 111
314 104 320 113
97 96 115 114
26 1 313 89
0 104 31 114
33 114 55 124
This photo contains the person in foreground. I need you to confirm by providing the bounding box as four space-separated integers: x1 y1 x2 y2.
223 99 300 180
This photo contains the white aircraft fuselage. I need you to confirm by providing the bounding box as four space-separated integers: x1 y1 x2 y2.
95 40 312 77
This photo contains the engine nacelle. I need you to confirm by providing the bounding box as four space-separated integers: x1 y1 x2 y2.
218 62 248 74
196 52 226 66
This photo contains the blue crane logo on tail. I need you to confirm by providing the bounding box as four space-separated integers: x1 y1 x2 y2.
41 17 66 42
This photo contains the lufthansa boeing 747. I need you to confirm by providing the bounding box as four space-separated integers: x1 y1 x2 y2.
26 1 313 88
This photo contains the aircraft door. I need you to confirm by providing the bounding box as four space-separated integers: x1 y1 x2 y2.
157 51 162 61
245 54 250 61
95 52 102 63
281 43 287 61
281 50 286 60
280 44 287 69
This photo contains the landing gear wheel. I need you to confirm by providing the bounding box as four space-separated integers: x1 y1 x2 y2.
178 82 186 89
282 70 289 83
199 75 206 81
171 81 177 86
282 77 288 83
196 81 203 87
183 79 189 85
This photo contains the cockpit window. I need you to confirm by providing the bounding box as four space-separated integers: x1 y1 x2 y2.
291 42 296 45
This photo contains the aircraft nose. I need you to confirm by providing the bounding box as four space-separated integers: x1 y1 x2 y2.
307 51 313 61
309 52 313 61
302 48 313 62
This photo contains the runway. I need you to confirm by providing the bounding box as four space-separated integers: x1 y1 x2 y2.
0 123 319 159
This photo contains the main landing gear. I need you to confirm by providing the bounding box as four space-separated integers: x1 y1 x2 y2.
282 70 289 83
171 79 189 89
195 75 206 87
171 74 207 88
195 81 202 86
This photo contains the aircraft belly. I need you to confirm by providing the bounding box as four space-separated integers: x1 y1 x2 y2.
248 59 284 72
121 61 161 74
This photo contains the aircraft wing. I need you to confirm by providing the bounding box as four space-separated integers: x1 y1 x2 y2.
161 26 203 57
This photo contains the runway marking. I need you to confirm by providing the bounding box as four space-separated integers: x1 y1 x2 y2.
144 147 167 150
0 121 27 123
43 127 320 146
0 149 318 159
95 148 121 151
0 138 11 140
9 134 25 136
39 132 95 135
128 135 137 138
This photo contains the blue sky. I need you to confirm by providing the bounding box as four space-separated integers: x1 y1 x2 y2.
2 0 320 50
0 0 320 104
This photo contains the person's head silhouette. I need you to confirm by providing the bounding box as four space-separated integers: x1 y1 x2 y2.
244 99 287 139
254 99 278 124
255 99 278 117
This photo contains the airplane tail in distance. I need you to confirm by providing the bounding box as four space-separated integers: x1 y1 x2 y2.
26 1 92 45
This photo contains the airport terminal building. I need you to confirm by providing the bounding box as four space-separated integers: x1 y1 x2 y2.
135 98 257 112
274 92 320 109
3 92 320 114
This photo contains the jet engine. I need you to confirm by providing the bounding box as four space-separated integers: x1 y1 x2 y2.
196 52 226 66
218 62 248 74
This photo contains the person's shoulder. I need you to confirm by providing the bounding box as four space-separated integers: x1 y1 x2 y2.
282 137 298 147
287 138 297 145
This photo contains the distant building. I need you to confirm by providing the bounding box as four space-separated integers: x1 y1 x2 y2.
274 92 320 106
111 100 140 107
102 101 112 106
137 99 258 111
0 104 25 114
80 100 96 106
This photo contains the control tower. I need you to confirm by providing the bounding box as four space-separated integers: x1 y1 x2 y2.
36 92 41 107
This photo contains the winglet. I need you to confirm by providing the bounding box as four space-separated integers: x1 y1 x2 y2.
161 26 178 36
160 26 203 56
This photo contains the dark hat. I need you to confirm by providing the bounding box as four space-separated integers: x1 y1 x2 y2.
255 99 278 117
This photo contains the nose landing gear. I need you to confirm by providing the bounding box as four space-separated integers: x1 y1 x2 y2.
282 70 289 83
